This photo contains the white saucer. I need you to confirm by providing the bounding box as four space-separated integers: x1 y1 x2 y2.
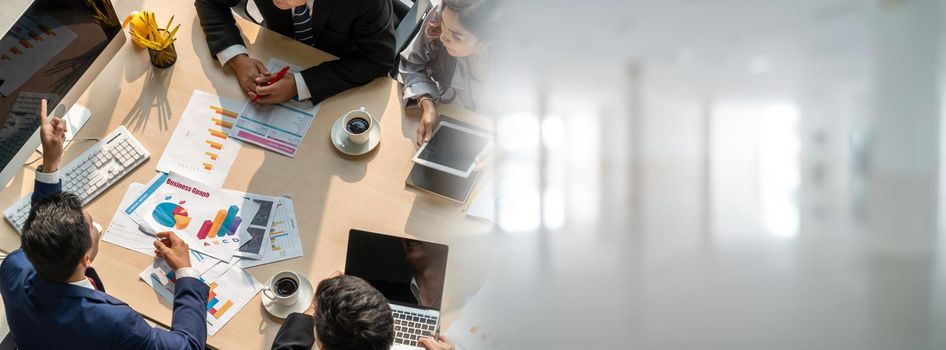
262 275 315 319
331 116 381 156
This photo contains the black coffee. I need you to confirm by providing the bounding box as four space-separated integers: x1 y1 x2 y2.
346 117 370 134
275 277 298 296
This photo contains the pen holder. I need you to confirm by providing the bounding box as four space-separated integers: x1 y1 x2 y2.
147 30 176 68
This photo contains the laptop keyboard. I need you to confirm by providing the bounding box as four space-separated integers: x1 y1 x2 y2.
393 309 438 347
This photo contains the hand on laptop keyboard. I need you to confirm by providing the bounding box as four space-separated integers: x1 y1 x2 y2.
417 335 455 350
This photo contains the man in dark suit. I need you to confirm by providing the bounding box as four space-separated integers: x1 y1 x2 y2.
195 0 396 104
271 272 458 350
0 100 209 349
272 272 394 350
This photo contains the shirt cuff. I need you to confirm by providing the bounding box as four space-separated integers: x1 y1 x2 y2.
175 267 201 280
403 81 439 103
35 167 60 184
294 72 311 101
216 44 248 66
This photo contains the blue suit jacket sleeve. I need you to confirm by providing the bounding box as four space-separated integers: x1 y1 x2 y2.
30 177 62 206
113 277 210 349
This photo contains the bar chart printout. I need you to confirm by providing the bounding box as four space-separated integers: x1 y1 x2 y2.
138 249 222 303
157 90 243 187
126 173 260 262
204 266 264 336
236 197 304 268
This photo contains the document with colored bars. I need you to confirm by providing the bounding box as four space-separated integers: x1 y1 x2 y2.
229 58 321 157
125 172 260 262
140 258 263 336
156 90 243 188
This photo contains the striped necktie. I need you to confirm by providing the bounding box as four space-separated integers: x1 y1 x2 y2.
293 5 316 46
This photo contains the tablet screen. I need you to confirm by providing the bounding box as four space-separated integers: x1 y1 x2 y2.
416 122 490 173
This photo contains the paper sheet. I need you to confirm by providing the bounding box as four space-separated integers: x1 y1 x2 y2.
140 259 262 336
156 90 243 187
229 58 321 157
203 265 264 336
444 279 513 350
225 190 279 260
465 177 495 223
102 183 157 256
236 197 304 268
125 173 260 262
138 249 223 302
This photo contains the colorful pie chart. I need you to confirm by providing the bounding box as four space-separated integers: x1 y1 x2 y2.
152 202 192 229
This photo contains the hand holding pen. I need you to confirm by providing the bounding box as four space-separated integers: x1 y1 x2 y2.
250 65 294 105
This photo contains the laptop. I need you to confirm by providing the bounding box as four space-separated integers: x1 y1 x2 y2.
345 229 450 349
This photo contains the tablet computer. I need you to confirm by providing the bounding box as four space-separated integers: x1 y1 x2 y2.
412 120 491 178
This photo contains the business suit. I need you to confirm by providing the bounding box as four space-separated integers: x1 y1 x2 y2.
271 312 317 350
0 177 210 349
195 0 396 104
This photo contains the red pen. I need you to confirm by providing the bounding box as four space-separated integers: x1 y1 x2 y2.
252 66 291 103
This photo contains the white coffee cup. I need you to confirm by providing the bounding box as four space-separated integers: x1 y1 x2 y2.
342 107 373 145
263 271 302 306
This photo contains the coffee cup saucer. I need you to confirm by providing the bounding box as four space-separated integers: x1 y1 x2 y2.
331 115 381 156
262 275 315 319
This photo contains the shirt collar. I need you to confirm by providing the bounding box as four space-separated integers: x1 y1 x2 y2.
70 276 95 290
410 276 421 303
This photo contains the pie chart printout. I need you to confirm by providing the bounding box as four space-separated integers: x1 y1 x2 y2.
152 198 192 230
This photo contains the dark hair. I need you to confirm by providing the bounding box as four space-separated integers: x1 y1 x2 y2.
21 192 90 282
314 275 394 350
442 0 501 40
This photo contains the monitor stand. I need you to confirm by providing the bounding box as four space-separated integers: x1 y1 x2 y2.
50 103 92 141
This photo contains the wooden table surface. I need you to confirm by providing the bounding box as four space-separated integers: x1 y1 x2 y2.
0 1 492 348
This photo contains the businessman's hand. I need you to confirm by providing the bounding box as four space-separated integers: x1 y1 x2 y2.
416 99 438 147
38 99 67 172
253 73 296 105
226 54 269 97
153 232 192 270
418 335 455 350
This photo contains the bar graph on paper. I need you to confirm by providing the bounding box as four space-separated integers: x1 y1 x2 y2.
207 282 235 319
203 266 264 336
237 197 304 268
157 91 244 187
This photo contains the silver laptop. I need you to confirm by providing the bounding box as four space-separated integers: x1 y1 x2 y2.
345 229 450 349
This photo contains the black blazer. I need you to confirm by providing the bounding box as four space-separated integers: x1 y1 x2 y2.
271 313 316 350
195 0 396 103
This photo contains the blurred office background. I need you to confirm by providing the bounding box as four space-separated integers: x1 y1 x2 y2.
476 0 946 348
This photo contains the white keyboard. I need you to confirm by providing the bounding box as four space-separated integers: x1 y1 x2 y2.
392 306 440 348
3 126 150 233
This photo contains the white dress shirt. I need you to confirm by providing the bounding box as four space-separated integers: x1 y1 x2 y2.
216 0 316 100
38 166 201 290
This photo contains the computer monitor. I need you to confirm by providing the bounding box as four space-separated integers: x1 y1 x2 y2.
0 0 124 189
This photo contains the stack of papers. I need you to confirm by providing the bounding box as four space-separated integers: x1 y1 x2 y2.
114 172 305 336
104 86 308 335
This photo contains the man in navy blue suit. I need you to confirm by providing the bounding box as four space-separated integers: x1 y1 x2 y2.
0 99 210 349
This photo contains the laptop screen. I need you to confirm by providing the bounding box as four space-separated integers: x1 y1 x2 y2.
345 230 449 311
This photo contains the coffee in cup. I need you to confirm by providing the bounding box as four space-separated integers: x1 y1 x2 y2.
264 271 302 306
341 108 373 144
275 277 298 296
